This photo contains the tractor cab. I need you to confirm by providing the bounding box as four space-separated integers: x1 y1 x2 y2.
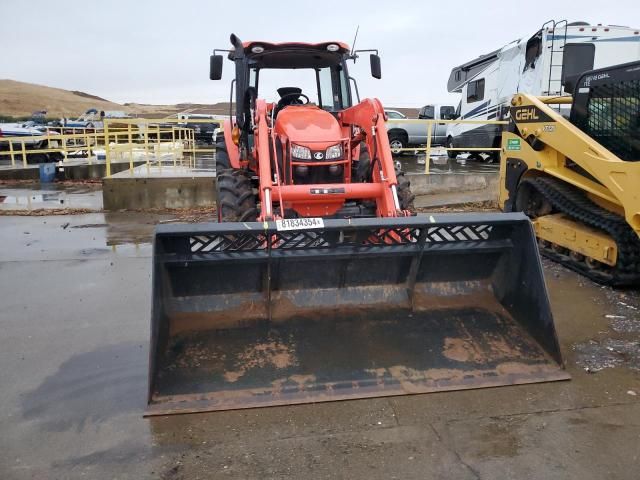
210 34 382 188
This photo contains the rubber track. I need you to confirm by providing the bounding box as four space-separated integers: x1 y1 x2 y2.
522 176 640 286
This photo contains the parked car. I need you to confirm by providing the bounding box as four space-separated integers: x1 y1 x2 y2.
178 114 221 145
385 104 455 154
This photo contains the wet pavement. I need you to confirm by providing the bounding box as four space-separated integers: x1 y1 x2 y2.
0 183 103 211
399 151 499 175
0 212 639 479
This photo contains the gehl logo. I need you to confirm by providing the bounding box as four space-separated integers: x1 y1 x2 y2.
515 108 539 121
511 106 553 123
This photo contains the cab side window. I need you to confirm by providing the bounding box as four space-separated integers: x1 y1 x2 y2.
419 106 434 119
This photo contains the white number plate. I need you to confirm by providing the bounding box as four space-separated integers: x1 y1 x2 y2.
275 217 325 231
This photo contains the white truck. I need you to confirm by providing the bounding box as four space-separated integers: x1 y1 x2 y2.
445 20 640 158
385 105 455 153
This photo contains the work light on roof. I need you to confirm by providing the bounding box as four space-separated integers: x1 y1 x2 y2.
251 45 264 54
326 44 340 52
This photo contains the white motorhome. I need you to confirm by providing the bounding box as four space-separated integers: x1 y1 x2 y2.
445 20 640 158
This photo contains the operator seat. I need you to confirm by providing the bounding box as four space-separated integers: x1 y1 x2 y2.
274 87 306 117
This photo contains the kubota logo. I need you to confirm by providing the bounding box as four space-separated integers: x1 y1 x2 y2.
313 152 324 160
515 108 540 121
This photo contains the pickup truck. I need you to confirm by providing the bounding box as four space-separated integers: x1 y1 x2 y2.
385 104 455 154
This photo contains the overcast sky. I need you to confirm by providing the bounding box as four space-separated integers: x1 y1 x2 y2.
1 0 639 108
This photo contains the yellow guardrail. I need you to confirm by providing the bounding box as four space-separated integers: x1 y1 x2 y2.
0 118 223 176
2 116 506 178
386 118 508 173
102 118 222 177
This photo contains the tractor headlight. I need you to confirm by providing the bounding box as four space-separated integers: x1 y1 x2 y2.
291 144 311 159
325 144 342 160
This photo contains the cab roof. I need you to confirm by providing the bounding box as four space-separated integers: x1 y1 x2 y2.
234 41 351 69
242 41 350 53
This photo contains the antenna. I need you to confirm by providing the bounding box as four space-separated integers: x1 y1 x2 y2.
350 25 360 57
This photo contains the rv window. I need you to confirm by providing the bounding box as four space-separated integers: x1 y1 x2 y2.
455 71 461 81
467 79 485 103
524 33 542 72
562 43 595 94
419 106 434 119
440 106 455 120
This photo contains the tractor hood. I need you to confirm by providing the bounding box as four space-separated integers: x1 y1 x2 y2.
274 105 342 149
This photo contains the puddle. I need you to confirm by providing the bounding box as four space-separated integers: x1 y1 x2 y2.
0 184 103 211
399 153 499 175
21 342 147 432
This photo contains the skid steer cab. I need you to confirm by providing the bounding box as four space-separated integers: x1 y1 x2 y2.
208 33 412 222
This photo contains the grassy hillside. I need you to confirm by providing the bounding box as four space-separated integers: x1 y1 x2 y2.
0 79 418 119
0 79 131 117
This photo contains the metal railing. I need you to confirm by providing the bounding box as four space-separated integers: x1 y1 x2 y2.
0 118 222 177
386 118 508 173
102 118 221 177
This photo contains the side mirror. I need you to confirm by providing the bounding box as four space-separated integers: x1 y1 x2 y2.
210 55 223 80
370 54 381 79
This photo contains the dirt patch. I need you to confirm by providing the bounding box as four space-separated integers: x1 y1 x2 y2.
0 208 97 216
416 200 499 214
443 334 519 363
223 339 298 383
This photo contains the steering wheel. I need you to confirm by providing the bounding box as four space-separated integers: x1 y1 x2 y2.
276 92 310 110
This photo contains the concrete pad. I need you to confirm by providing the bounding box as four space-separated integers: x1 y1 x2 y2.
0 165 40 180
437 403 640 480
103 166 216 210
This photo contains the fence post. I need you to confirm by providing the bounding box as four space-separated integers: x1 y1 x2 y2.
105 121 112 178
424 122 433 175
21 141 27 167
128 123 134 171
86 130 92 165
144 122 150 165
9 140 15 167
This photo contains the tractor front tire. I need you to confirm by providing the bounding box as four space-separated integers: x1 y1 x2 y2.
216 168 258 222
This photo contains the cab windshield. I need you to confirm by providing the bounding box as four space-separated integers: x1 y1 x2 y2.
249 65 351 111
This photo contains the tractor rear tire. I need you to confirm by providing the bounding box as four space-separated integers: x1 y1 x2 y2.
396 168 415 214
216 168 258 223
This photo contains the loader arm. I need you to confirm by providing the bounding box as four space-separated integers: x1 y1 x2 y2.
341 98 401 217
501 93 640 237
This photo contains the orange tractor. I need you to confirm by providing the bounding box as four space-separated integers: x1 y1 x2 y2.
212 35 413 222
146 34 567 416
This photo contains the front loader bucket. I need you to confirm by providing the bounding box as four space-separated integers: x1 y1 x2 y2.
147 214 568 416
